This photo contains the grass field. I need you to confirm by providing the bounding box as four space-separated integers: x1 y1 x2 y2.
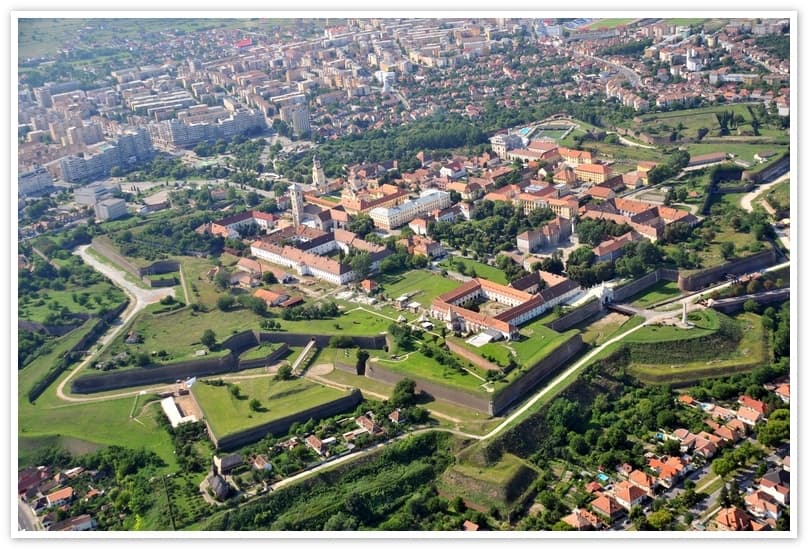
625 323 714 344
376 269 461 306
583 140 667 163
508 317 575 366
439 257 507 285
587 18 636 29
630 280 682 308
19 386 176 468
629 312 767 384
686 143 789 164
97 307 263 365
370 349 487 394
19 279 126 324
192 377 347 438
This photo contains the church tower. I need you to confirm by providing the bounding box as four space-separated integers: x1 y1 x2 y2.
289 182 304 227
312 155 327 193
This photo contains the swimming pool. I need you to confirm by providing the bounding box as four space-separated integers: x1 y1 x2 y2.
596 473 610 483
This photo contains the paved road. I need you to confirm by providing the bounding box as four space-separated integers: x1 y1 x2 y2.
17 498 40 532
739 171 790 213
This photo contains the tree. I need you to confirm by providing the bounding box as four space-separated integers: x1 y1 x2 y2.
262 271 277 285
743 299 761 314
356 349 369 375
647 509 673 530
275 364 293 381
245 191 261 207
712 457 734 478
201 329 216 350
217 294 235 311
249 398 262 412
391 378 417 408
720 241 735 260
349 251 373 281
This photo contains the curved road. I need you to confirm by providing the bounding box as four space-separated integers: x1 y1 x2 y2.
54 245 176 402
739 171 790 213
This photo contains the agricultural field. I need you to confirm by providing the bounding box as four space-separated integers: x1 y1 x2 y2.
18 18 317 59
192 377 348 439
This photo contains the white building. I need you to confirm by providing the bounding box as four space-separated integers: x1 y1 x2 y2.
94 197 128 221
18 166 53 196
369 189 451 230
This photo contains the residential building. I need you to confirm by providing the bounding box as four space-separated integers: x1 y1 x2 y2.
561 508 602 530
714 506 757 531
590 494 623 521
613 481 645 510
18 166 53 196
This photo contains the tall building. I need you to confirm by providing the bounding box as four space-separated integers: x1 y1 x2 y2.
279 104 311 136
18 166 53 197
312 156 327 193
289 182 304 227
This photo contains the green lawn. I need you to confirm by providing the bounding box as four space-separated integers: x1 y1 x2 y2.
629 312 767 384
239 343 281 361
439 257 507 285
97 307 262 365
630 280 682 308
376 269 462 306
369 349 487 394
509 318 575 366
686 143 789 164
323 368 394 399
19 387 176 469
282 308 393 335
192 377 347 438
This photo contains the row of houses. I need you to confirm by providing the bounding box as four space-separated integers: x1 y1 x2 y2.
567 390 788 530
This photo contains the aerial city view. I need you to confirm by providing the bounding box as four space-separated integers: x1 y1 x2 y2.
15 15 792 534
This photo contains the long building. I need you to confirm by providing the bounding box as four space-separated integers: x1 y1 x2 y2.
58 129 153 183
18 166 53 196
430 272 580 340
250 226 391 285
369 189 451 230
